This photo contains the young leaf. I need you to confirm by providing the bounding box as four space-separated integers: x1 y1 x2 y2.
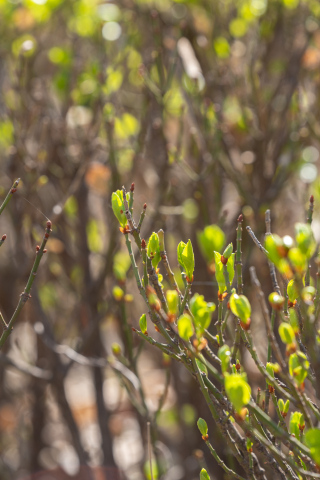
111 190 127 228
200 468 210 480
278 398 284 413
196 357 208 375
177 314 194 340
278 323 295 344
295 223 316 257
224 373 251 413
305 429 320 466
197 225 225 263
289 411 303 438
287 280 298 303
197 418 208 437
190 293 215 337
139 313 147 334
266 362 275 385
288 248 307 273
147 232 161 268
112 285 124 301
177 241 187 268
222 242 233 259
229 293 251 322
181 239 195 281
268 292 285 310
218 345 231 373
289 308 299 334
214 251 225 293
166 290 179 315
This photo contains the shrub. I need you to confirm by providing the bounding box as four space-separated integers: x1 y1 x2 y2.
113 186 320 480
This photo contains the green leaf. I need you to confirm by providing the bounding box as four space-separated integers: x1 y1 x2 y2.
181 239 195 281
287 280 298 302
218 345 231 373
265 234 283 265
224 373 251 413
284 399 290 413
190 293 215 337
289 352 309 385
166 290 179 315
230 293 251 322
214 252 235 293
111 190 127 228
289 308 300 335
288 248 307 273
147 232 161 268
302 286 316 304
177 241 187 268
268 292 285 310
200 468 210 480
197 225 225 263
305 429 320 466
139 313 147 334
214 251 225 293
289 411 303 438
266 362 275 385
295 223 316 257
197 418 208 437
222 242 233 259
177 314 194 340
112 286 124 301
278 323 295 344
278 398 284 413
196 357 208 375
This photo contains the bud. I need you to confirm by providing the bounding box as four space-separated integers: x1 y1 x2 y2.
46 220 52 229
166 290 179 316
112 286 124 301
124 294 133 303
197 418 208 438
237 214 243 222
222 243 233 260
1 234 6 241
11 188 17 194
112 343 121 356
36 245 40 252
268 292 285 311
43 249 47 253
141 238 146 249
130 183 135 192
310 194 314 204
139 313 147 334
144 203 147 210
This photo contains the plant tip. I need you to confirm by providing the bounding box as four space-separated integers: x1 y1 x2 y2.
46 220 52 229
143 203 147 209
1 234 6 241
11 188 17 194
36 245 40 252
141 239 146 249
130 183 135 192
310 194 314 203
237 213 243 222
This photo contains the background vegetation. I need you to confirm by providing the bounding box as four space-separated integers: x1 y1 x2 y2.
1 0 320 479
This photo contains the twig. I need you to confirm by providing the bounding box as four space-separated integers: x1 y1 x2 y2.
0 220 52 350
147 422 154 480
0 178 19 216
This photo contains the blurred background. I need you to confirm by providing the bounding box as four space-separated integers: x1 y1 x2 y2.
1 0 320 479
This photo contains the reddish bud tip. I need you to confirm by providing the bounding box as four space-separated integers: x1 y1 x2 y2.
237 214 243 222
257 387 261 392
1 234 6 241
131 327 137 332
221 255 228 265
44 233 49 239
310 195 314 203
43 249 47 253
36 245 40 251
143 203 147 210
120 210 123 214
11 188 17 194
141 239 146 249
46 220 52 229
130 183 135 192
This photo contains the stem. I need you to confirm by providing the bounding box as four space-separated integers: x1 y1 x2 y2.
158 229 181 295
204 440 247 480
137 203 147 233
120 298 133 363
179 282 191 316
305 195 314 286
265 309 276 414
0 178 19 216
236 214 243 294
0 220 52 350
142 245 148 288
